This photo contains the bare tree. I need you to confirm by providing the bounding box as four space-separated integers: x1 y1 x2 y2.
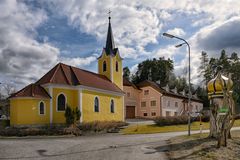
3 83 16 96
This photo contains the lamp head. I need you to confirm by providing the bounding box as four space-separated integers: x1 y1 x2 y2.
163 33 175 38
175 42 186 48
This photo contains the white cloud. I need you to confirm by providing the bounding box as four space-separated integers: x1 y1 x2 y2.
60 56 97 67
154 45 178 60
45 0 163 59
2 0 240 90
166 28 186 37
0 0 100 90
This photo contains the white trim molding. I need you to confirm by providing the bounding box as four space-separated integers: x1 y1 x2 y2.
79 85 124 96
41 83 124 97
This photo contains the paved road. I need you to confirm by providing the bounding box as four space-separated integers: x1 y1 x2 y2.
0 128 239 160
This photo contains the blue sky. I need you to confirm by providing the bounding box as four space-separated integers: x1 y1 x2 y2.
1 0 240 92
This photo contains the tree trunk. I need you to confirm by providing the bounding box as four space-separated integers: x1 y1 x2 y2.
227 130 232 139
217 128 227 148
209 108 218 138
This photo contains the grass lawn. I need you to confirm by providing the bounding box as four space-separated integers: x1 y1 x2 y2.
121 119 240 134
167 130 240 160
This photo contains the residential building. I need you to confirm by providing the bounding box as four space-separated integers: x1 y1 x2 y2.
123 79 203 118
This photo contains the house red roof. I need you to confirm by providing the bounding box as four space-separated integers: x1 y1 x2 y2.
10 84 51 99
11 63 124 98
123 77 139 89
136 80 202 103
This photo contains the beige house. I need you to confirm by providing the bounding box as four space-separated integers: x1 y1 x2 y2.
123 79 203 119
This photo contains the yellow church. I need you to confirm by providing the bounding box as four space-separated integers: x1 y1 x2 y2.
9 16 124 126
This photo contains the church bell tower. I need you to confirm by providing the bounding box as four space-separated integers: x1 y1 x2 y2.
98 14 123 89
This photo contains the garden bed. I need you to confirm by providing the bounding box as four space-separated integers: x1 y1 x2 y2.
0 121 128 137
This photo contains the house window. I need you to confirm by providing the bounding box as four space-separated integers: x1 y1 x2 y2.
116 61 118 72
174 112 178 116
110 99 114 113
94 97 99 112
175 102 178 107
143 113 148 116
57 94 66 111
167 101 170 107
151 100 156 106
103 61 107 72
127 92 130 97
141 101 146 107
151 112 156 116
144 90 149 95
39 101 45 115
166 111 171 116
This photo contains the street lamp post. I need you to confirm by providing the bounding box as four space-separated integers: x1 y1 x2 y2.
0 82 2 99
163 33 191 136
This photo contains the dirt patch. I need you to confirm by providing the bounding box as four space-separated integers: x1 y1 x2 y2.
167 131 240 160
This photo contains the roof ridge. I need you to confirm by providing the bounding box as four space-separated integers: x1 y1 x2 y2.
31 84 34 97
59 63 71 85
62 63 111 82
70 66 81 85
49 63 61 83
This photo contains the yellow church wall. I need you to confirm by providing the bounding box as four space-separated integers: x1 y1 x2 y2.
82 90 124 122
10 98 50 126
52 88 79 124
98 51 112 80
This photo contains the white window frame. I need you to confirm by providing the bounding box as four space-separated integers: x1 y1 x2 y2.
94 96 100 112
110 99 115 113
39 101 45 115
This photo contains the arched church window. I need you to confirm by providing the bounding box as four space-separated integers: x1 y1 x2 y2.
94 97 99 112
103 61 107 72
116 61 118 72
39 101 45 115
57 94 66 111
110 99 114 113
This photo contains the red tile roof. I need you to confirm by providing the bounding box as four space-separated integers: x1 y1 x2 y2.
123 77 139 90
11 63 124 98
10 84 51 99
137 80 202 103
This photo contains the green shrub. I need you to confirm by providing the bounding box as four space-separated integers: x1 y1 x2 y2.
154 116 189 126
0 120 10 128
0 126 70 137
64 105 81 126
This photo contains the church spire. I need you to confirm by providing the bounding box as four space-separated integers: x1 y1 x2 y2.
105 10 115 55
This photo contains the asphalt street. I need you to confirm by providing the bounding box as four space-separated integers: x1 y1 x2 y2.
0 128 239 160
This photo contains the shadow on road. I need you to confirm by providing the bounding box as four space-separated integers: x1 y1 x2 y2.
0 140 168 159
143 137 216 160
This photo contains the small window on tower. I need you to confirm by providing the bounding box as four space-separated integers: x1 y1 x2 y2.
103 61 107 72
116 61 118 72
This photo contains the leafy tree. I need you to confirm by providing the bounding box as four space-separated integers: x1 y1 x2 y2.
123 67 130 80
132 57 174 86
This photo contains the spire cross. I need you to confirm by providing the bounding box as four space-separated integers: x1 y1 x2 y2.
108 9 111 20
